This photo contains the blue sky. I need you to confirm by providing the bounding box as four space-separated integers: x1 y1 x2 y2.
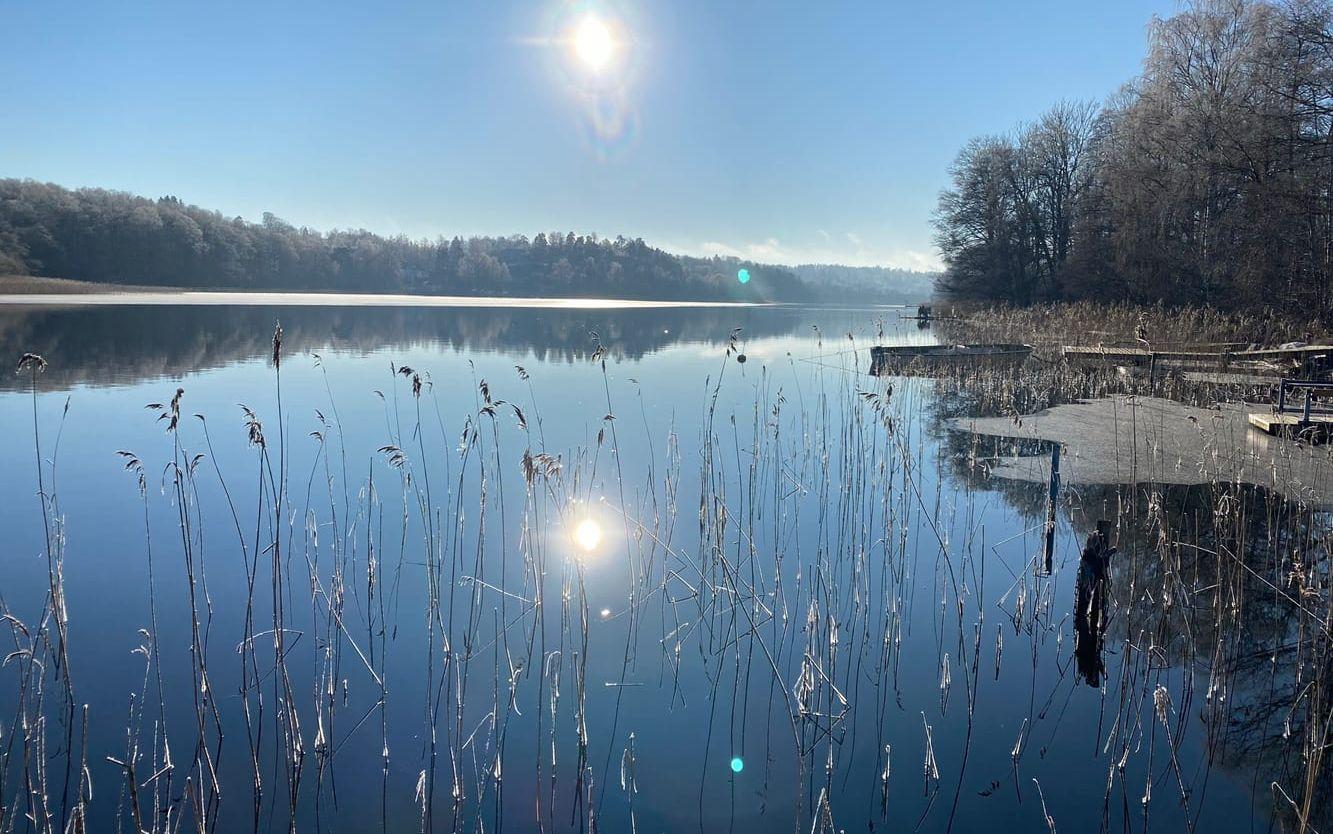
1 0 1177 270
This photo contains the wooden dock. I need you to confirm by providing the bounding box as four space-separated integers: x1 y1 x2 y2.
1062 345 1240 368
1248 411 1333 439
1234 344 1333 361
1063 343 1333 370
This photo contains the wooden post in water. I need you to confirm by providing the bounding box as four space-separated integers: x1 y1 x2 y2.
1073 520 1115 687
1041 444 1061 575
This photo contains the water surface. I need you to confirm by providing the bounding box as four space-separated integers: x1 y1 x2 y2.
0 302 1317 833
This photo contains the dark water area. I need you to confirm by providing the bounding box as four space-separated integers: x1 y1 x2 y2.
0 302 1326 833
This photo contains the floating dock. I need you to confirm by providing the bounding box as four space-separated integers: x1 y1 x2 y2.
1063 343 1333 371
1248 380 1333 441
1062 346 1222 367
1247 412 1333 439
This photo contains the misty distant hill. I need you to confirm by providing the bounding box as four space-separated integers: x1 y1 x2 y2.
792 264 935 304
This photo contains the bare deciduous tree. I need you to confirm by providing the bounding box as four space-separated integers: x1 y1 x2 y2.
935 0 1333 315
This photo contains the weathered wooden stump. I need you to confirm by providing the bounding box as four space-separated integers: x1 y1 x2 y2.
1074 520 1116 688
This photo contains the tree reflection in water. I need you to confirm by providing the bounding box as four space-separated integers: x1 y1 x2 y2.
943 416 1333 829
0 303 822 390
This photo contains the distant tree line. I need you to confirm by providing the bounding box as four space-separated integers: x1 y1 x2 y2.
934 0 1333 314
0 179 823 301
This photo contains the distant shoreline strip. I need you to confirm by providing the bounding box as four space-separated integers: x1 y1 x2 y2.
0 291 771 309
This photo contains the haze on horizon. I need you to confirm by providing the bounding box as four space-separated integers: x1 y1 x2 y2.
0 0 1176 272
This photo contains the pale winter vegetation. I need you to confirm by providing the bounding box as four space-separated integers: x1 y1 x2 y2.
934 0 1333 314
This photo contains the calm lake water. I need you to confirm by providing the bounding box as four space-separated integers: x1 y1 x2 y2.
0 302 1317 832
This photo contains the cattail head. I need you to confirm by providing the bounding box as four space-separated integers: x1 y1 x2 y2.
17 352 47 374
1153 684 1170 724
240 404 265 448
116 450 147 496
272 321 283 368
378 444 407 470
148 388 185 433
398 366 423 398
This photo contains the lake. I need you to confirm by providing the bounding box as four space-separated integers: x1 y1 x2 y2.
0 301 1320 833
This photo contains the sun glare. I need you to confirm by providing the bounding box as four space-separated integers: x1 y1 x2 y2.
575 17 615 70
575 518 603 552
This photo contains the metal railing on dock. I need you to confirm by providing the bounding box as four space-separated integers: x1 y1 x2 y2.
1276 379 1333 421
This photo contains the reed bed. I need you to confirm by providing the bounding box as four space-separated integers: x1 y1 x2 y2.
937 301 1331 355
0 310 1330 833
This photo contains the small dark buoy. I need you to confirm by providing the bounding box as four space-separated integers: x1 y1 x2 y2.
736 354 747 364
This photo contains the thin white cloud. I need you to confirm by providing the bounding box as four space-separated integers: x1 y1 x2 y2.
688 236 942 272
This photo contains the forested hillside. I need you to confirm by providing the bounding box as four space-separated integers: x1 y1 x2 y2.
933 0 1333 314
0 180 831 301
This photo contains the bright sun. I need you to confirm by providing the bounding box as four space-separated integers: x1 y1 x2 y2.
575 17 615 70
574 519 603 552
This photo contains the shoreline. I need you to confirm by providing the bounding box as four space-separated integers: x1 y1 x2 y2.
0 277 915 310
0 290 768 309
0 277 771 309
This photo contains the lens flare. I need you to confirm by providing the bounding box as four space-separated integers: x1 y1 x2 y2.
575 519 603 552
737 268 751 284
730 756 744 773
